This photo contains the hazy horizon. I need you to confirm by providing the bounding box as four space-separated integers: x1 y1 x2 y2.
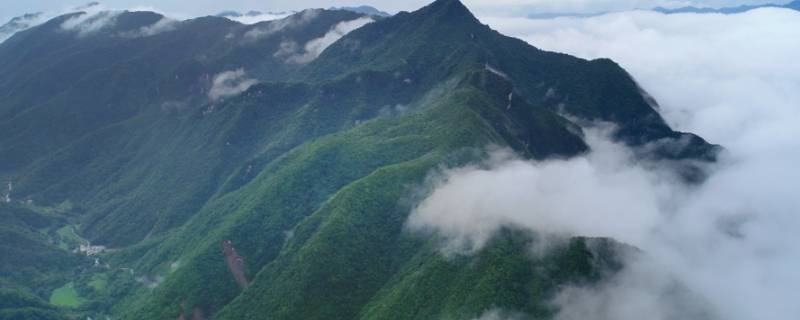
1 0 794 21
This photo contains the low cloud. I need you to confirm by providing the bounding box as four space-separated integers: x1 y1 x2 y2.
208 69 258 101
553 253 715 320
225 12 294 25
275 16 374 64
0 13 49 43
119 17 178 38
411 7 800 320
61 9 122 37
2 3 186 42
243 9 321 42
465 0 786 17
407 127 673 254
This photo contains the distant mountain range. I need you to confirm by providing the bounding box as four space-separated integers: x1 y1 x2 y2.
2 4 390 43
529 0 800 19
0 2 102 43
217 5 391 20
215 6 390 25
329 5 391 17
654 0 800 14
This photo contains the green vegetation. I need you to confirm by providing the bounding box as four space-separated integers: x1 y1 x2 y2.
88 274 108 292
54 226 83 251
0 0 718 319
48 282 84 308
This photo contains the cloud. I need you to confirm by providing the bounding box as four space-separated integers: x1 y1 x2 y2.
119 17 179 38
411 7 800 320
0 13 50 43
552 253 716 320
275 16 374 64
225 12 294 25
407 128 673 254
464 0 788 16
1 3 189 42
208 69 258 101
243 9 321 42
60 9 122 37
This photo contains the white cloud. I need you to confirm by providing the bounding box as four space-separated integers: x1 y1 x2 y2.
226 12 294 25
464 0 790 16
0 3 188 42
208 69 258 101
412 7 800 320
408 128 672 254
552 253 715 320
0 13 50 43
61 9 123 37
275 16 374 64
120 17 179 38
243 9 321 42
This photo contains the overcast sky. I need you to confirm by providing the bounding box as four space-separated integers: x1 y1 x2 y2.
1 0 793 21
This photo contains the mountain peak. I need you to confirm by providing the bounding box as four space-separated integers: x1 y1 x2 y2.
428 0 472 15
414 0 482 29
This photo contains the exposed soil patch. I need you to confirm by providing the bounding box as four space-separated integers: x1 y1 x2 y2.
223 240 249 289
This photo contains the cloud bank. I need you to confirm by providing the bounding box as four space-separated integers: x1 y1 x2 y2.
120 17 179 38
243 9 321 42
208 69 258 101
0 13 49 43
408 129 671 254
225 12 294 25
61 9 122 37
465 0 790 17
411 7 800 320
275 16 374 64
0 3 189 42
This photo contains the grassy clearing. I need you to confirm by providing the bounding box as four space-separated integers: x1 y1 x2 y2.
55 225 83 250
89 274 108 292
49 282 85 307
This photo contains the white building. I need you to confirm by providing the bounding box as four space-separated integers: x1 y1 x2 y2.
79 243 106 256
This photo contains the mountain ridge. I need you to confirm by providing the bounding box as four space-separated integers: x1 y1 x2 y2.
528 0 800 19
654 0 800 14
0 0 717 319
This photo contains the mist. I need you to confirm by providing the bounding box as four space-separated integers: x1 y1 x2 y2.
410 7 800 320
208 69 258 101
275 16 374 64
60 9 122 37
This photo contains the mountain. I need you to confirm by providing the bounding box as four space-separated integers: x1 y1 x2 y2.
0 0 718 319
0 12 46 43
0 202 84 320
331 5 392 17
654 0 800 14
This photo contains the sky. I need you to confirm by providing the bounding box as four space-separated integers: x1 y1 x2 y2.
0 0 793 21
